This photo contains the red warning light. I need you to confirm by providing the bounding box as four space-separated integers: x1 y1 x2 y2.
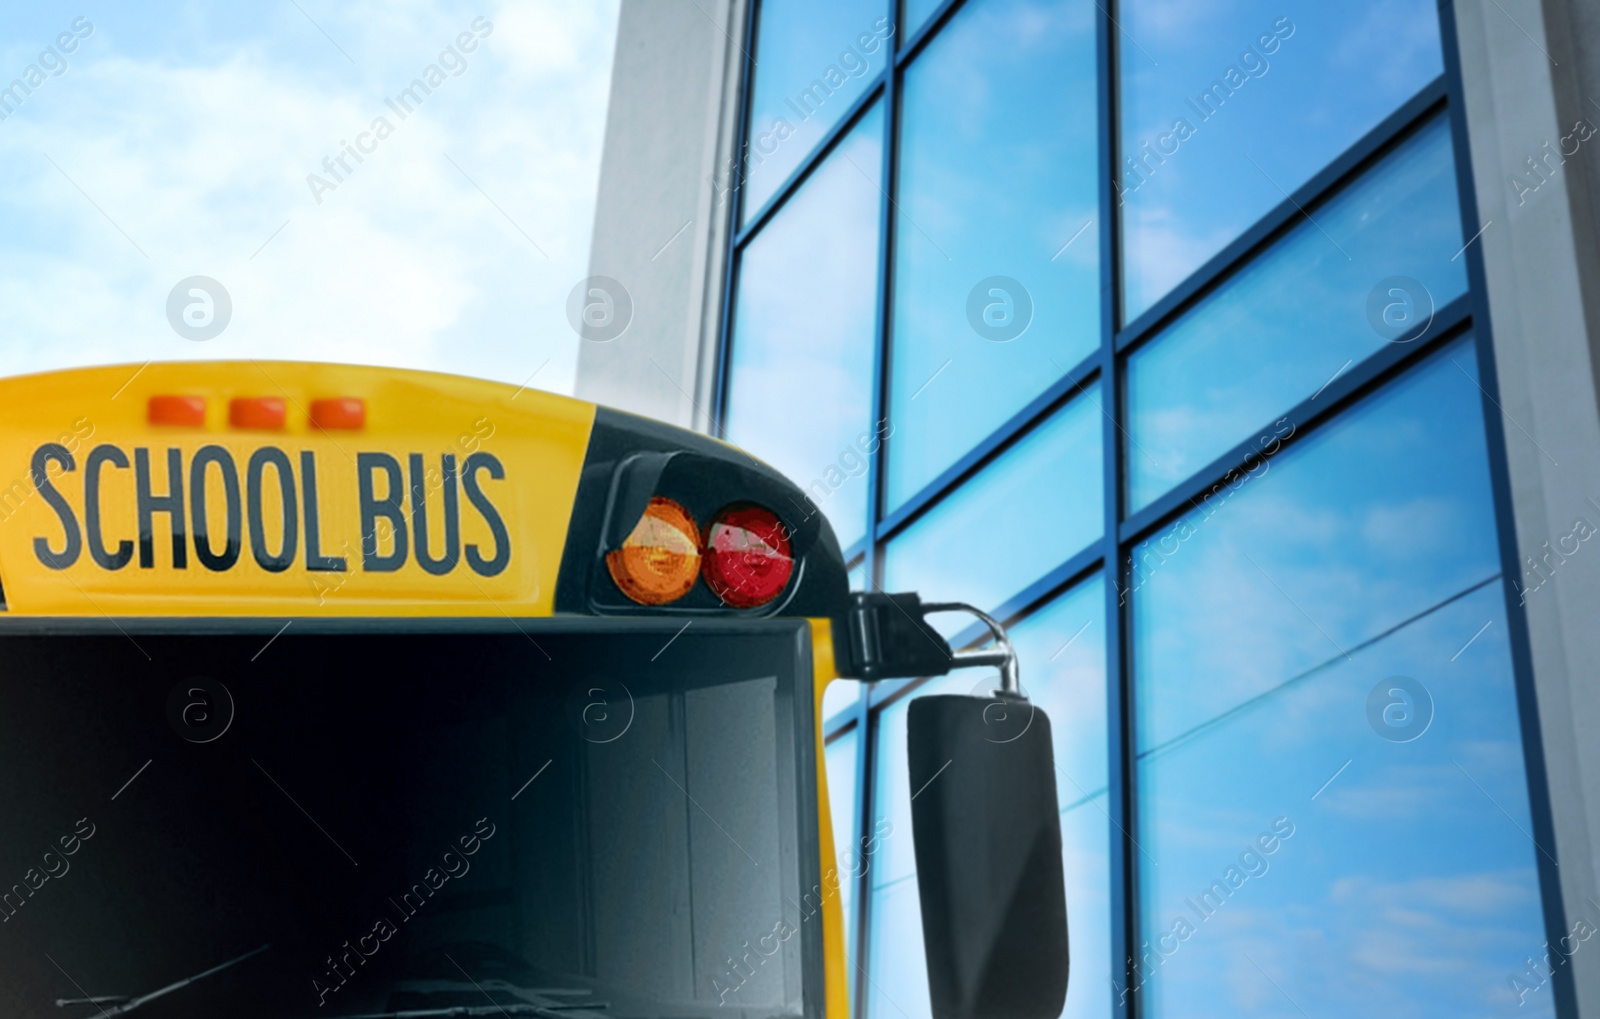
703 505 794 609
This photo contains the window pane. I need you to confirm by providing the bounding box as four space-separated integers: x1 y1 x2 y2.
883 384 1102 635
1126 115 1465 510
900 0 941 40
742 0 891 223
848 559 869 591
866 577 1109 1019
726 103 884 551
1131 341 1501 748
824 679 863 728
825 728 861 968
1022 578 1112 1019
1118 0 1443 320
1131 342 1554 1017
868 679 967 897
886 0 1099 510
864 878 932 1019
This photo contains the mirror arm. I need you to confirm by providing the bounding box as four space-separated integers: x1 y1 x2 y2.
920 602 1021 699
837 592 1020 690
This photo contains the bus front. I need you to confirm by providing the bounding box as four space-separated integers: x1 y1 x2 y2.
0 362 1067 1019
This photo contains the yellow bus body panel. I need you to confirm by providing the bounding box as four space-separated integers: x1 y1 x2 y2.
810 619 852 1019
0 361 595 616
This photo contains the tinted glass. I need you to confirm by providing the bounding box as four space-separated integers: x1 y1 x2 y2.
869 679 965 899
1126 116 1466 510
726 104 885 552
900 0 941 39
883 384 1102 634
742 0 891 223
1131 344 1554 1017
824 678 864 728
886 0 1099 510
1131 342 1501 748
866 576 1109 1019
0 626 817 1019
1118 0 1443 320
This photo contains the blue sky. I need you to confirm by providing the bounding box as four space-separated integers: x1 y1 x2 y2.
0 0 618 394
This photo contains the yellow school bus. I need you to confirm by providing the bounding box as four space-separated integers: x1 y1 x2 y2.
0 361 1067 1019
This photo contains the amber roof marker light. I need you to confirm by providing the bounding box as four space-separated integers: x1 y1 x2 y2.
229 397 286 431
148 395 207 427
310 397 366 430
606 497 703 605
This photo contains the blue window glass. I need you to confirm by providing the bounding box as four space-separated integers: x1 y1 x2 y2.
848 559 868 591
825 727 861 968
863 675 953 1019
741 0 893 224
883 384 1102 635
900 0 941 40
1125 115 1466 511
1130 342 1554 1017
824 679 863 728
1118 0 1444 321
862 866 932 1019
886 0 1099 511
726 103 884 552
867 679 961 902
866 576 1110 1019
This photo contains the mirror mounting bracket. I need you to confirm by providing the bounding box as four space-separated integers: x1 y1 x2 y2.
838 592 1021 694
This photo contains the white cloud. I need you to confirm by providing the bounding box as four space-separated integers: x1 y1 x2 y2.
0 0 619 396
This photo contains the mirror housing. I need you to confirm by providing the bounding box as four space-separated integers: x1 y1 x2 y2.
839 591 956 681
908 693 1069 1019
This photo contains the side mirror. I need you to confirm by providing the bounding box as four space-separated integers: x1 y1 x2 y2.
907 692 1069 1019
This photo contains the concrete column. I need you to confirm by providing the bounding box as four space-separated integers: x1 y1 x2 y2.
574 0 748 431
1456 0 1600 1009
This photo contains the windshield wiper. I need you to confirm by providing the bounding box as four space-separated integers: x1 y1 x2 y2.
55 944 270 1017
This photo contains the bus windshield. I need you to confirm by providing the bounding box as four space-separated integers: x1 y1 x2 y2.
0 621 820 1019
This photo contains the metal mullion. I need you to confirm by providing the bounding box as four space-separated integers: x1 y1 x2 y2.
848 620 876 1019
894 0 972 69
1099 0 1135 1015
987 545 1105 643
866 672 950 716
876 353 1103 542
1437 3 1575 1017
923 542 1107 658
852 542 1107 745
824 708 859 740
863 28 901 556
853 10 901 1010
730 0 978 255
866 674 910 712
1114 76 1449 354
711 0 762 435
1116 294 1471 549
733 75 890 249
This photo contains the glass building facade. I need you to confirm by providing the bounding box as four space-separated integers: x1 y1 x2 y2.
715 1 1559 1016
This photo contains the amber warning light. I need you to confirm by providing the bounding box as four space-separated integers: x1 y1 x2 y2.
607 497 701 605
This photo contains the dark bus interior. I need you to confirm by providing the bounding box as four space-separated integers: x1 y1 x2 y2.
0 620 820 1019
